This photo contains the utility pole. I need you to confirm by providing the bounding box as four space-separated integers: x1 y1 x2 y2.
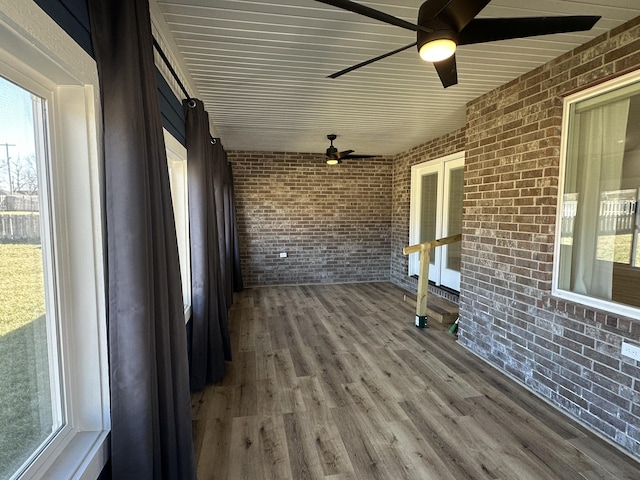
1 143 16 194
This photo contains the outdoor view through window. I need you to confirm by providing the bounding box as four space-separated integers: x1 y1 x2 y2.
0 75 62 479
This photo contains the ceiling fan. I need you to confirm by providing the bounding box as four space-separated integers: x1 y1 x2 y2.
315 0 601 88
325 134 376 164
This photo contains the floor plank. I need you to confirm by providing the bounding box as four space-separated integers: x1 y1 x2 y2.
283 411 326 479
257 415 291 480
228 416 261 479
193 283 640 479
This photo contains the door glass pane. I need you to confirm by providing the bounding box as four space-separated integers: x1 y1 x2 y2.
0 76 62 478
420 173 438 265
446 166 464 271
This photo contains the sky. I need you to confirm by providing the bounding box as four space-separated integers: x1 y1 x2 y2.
0 76 37 193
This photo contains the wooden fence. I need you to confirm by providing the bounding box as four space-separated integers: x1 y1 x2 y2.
0 194 39 212
0 214 40 241
599 198 637 234
561 198 637 237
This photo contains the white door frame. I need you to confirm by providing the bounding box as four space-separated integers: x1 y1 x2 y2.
408 151 464 290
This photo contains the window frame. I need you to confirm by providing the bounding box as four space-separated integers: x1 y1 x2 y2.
553 68 640 321
0 3 109 479
164 129 192 322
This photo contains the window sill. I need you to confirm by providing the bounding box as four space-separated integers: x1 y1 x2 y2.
30 431 110 480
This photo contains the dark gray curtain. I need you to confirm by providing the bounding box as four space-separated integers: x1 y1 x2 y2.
184 99 231 391
213 141 234 307
211 141 234 357
228 162 244 292
88 0 196 478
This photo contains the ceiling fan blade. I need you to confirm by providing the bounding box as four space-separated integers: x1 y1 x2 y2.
433 54 458 88
343 154 377 159
328 42 417 79
314 0 430 32
439 0 491 32
458 16 601 45
336 150 355 159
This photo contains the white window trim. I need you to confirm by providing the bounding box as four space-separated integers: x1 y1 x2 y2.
164 129 192 323
408 151 464 289
0 3 109 479
553 68 640 321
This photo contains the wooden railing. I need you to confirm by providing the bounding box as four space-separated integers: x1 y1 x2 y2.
403 233 461 328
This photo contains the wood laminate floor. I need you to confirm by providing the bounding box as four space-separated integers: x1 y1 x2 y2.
191 282 640 479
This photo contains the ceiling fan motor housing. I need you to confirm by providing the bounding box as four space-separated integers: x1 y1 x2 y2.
417 5 457 55
326 133 338 157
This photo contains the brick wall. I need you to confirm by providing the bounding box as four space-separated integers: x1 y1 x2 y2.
229 151 392 286
458 17 640 458
390 129 466 293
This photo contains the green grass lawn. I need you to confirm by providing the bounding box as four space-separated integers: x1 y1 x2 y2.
597 233 640 265
0 244 45 336
0 244 54 479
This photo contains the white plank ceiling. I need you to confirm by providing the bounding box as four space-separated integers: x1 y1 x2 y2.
155 0 640 156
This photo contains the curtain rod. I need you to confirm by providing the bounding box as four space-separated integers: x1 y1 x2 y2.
152 37 221 147
152 37 191 100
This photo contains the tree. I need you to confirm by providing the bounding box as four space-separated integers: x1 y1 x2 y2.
0 151 38 196
12 154 38 195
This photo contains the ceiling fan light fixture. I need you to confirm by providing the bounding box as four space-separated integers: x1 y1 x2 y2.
326 158 340 165
419 38 456 62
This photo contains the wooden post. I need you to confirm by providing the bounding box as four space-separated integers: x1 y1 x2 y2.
415 243 430 328
403 233 461 329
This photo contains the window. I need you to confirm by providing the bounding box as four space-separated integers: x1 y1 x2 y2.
0 4 108 479
408 152 464 291
554 70 640 319
164 130 191 321
0 74 64 480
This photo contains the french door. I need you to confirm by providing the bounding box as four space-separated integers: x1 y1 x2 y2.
409 152 464 291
